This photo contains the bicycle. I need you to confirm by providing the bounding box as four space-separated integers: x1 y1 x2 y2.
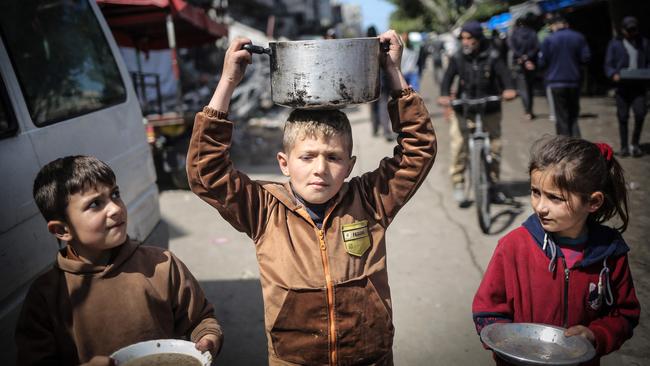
451 95 501 233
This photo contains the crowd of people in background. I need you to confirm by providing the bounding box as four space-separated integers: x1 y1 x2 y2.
368 12 649 162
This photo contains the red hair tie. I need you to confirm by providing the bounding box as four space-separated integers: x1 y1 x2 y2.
595 142 613 161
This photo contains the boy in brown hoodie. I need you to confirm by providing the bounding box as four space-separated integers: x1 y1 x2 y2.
15 155 223 366
187 30 436 365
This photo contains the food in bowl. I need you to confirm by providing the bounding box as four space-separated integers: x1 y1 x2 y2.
121 352 202 366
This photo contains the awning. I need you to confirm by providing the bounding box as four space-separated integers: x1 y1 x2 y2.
537 0 596 13
97 0 228 50
509 1 542 23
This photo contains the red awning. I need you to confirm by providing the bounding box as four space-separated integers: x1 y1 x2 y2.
97 0 228 50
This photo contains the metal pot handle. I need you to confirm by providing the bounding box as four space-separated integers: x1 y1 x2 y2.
243 44 271 55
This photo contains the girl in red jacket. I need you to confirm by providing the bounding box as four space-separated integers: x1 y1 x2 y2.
472 135 640 365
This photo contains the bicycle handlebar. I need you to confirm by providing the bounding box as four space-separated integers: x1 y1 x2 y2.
450 96 501 107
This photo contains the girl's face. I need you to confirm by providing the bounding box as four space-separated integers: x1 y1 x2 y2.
530 169 602 238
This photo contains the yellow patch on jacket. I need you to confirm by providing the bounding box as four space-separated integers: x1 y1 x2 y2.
341 220 371 257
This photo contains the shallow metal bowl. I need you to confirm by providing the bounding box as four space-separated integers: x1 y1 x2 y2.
480 323 596 366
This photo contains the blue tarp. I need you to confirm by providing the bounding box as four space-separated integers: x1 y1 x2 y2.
486 12 512 31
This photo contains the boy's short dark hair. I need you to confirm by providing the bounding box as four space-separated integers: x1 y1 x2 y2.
33 155 116 222
283 109 353 156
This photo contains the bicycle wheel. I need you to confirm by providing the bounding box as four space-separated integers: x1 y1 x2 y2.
471 139 491 233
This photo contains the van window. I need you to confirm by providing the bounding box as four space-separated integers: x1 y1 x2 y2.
0 0 126 126
0 76 17 138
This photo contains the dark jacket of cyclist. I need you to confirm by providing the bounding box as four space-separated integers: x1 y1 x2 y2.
438 20 516 206
440 33 514 113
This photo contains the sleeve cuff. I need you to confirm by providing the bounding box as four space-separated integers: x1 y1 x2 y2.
202 106 228 120
588 324 608 355
191 319 224 343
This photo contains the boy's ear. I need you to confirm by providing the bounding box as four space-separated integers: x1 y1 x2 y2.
47 220 73 242
277 152 290 177
346 156 357 178
587 191 605 213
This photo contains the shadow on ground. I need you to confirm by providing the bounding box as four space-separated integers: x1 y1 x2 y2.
579 112 599 119
489 206 526 235
201 279 267 365
489 180 529 235
499 180 531 198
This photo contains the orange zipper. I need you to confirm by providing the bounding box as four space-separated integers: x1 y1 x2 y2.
318 229 337 365
296 204 339 365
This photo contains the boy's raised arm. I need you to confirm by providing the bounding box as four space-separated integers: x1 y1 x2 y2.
357 30 437 228
187 38 269 240
378 30 409 93
208 38 252 113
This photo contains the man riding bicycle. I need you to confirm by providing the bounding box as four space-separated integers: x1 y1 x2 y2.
438 20 516 206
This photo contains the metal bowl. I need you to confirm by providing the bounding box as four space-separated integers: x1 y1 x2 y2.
480 323 596 366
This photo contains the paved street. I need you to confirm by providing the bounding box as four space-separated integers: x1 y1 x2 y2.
160 67 650 365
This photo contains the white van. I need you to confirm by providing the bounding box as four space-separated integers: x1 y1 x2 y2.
0 0 163 361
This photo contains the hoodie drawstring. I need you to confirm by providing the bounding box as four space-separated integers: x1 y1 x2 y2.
543 233 557 273
542 230 616 309
598 256 614 306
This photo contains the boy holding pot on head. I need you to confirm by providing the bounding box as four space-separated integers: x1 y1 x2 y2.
187 30 436 365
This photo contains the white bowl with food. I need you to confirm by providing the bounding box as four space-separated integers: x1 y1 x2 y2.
110 339 211 366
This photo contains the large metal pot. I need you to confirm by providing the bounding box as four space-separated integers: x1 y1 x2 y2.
244 38 384 109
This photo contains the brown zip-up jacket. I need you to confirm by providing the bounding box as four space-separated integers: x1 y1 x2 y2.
15 239 222 365
187 90 436 365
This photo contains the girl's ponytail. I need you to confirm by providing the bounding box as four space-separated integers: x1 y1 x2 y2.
599 148 629 232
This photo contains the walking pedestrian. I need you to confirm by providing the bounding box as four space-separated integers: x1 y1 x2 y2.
491 29 508 66
431 36 445 83
367 26 394 141
401 32 420 91
605 16 650 158
510 13 539 120
538 13 556 122
538 15 591 137
417 36 429 78
371 71 394 141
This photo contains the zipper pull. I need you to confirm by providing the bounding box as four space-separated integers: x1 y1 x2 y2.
318 230 326 250
564 267 569 281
